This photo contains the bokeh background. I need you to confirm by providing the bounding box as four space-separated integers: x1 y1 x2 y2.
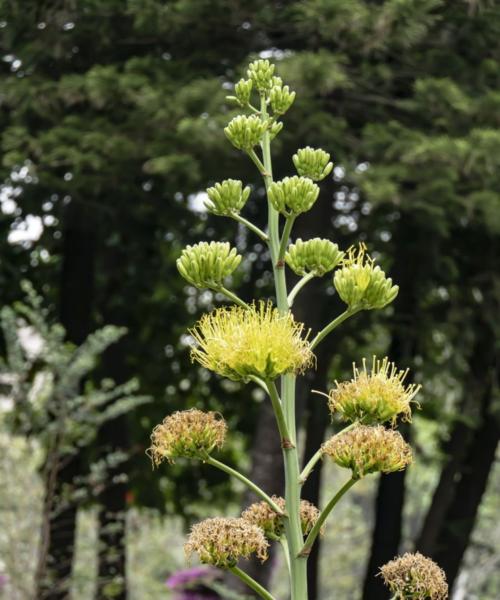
1 1 499 599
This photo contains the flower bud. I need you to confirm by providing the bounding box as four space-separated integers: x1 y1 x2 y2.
224 115 268 151
268 176 320 216
185 517 269 568
247 59 275 93
242 497 321 538
270 85 296 115
293 146 333 181
147 409 227 465
322 425 412 479
205 179 251 217
328 356 420 425
176 241 242 290
234 78 253 106
190 301 314 382
286 238 344 277
333 244 399 310
269 120 283 140
380 552 448 599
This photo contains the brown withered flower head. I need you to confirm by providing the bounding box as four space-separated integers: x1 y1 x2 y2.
184 517 269 568
321 425 413 479
380 552 448 599
147 408 227 466
241 496 321 538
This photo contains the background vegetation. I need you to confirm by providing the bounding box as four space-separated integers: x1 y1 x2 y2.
0 1 499 599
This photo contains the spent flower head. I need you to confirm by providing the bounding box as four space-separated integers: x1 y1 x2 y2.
328 356 421 425
334 243 399 311
268 176 320 216
380 552 448 600
147 409 227 465
176 242 241 290
205 179 251 216
242 496 321 538
190 301 314 382
224 115 268 151
286 238 344 277
185 517 268 568
293 147 333 181
322 425 412 479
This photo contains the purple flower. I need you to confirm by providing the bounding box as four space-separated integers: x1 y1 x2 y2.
0 574 8 589
166 566 220 589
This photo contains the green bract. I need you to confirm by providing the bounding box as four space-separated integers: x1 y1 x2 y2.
286 238 344 277
293 147 334 181
176 241 241 289
270 84 296 115
224 115 268 151
205 179 251 216
247 59 275 92
334 245 399 311
268 176 320 216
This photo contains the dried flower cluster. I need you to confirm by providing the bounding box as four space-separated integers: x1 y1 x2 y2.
380 552 448 599
190 301 314 382
328 356 421 425
185 517 269 568
242 496 321 538
322 425 412 479
147 409 227 465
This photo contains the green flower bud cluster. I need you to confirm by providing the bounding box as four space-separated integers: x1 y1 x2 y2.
176 241 241 289
293 147 334 181
269 121 283 140
270 84 296 115
224 115 268 151
268 176 320 216
205 179 251 216
247 59 275 92
286 238 344 277
334 244 399 311
234 78 253 106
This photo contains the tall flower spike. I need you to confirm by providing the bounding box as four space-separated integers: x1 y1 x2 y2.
224 115 268 151
185 517 269 568
242 496 321 538
176 241 242 289
268 176 320 216
334 243 399 310
380 552 448 599
147 409 227 465
286 238 344 277
205 179 251 217
247 59 275 93
293 147 333 181
190 301 314 382
321 425 412 479
328 356 421 425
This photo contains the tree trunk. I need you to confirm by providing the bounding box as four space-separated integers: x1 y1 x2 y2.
37 200 96 600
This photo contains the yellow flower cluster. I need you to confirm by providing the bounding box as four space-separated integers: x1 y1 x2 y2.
185 517 269 568
328 356 421 425
380 552 448 600
147 409 227 465
322 425 412 479
242 496 321 538
190 302 314 382
334 244 399 310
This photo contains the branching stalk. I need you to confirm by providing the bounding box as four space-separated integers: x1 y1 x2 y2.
310 308 360 350
229 566 276 600
287 272 315 307
232 213 269 242
216 285 250 309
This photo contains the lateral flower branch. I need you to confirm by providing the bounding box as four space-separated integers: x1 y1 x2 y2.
148 59 448 600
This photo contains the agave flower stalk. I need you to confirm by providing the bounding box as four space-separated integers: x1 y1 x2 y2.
150 59 448 600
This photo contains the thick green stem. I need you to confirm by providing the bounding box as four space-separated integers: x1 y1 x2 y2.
310 308 360 350
229 566 276 600
232 213 269 242
260 92 306 599
278 215 296 263
299 477 357 557
288 272 315 307
216 285 250 309
204 456 285 515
